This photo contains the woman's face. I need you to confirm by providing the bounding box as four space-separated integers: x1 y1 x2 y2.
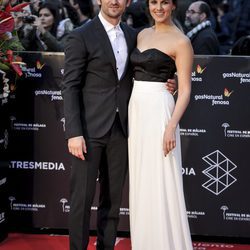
148 0 175 23
38 8 54 31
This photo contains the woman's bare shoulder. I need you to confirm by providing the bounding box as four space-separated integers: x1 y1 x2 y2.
173 28 191 47
138 27 152 38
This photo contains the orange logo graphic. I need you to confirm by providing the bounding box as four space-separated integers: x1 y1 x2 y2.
224 88 233 97
36 60 45 69
196 65 206 74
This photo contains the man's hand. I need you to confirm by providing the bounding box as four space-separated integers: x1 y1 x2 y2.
68 136 87 160
166 78 177 95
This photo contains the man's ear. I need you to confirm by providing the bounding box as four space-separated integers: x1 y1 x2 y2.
200 13 207 22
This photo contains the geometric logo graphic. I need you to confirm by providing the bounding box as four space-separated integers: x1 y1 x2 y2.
60 198 68 213
9 196 16 210
220 205 229 219
196 64 206 74
60 117 65 131
221 123 230 136
224 88 233 97
36 60 45 70
202 150 237 195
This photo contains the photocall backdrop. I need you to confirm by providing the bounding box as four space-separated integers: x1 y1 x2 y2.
2 52 250 237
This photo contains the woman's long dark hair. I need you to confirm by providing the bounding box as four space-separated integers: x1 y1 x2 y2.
38 2 61 36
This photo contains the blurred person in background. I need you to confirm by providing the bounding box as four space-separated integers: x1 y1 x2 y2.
30 0 41 15
69 0 94 26
17 2 72 51
216 0 241 54
91 0 99 15
185 0 220 54
231 35 250 55
123 0 149 31
59 0 78 27
203 0 219 30
234 0 250 41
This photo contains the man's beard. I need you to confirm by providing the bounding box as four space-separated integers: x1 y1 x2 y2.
185 19 195 30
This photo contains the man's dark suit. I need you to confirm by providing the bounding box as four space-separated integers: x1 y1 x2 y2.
62 16 137 250
190 26 220 55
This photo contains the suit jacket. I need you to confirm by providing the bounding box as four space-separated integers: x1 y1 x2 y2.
62 16 137 139
191 26 220 55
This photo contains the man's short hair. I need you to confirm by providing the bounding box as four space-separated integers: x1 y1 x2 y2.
199 2 211 19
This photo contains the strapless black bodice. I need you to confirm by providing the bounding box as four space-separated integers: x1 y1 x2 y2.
130 48 176 82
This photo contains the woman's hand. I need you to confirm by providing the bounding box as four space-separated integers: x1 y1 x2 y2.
33 15 46 35
163 124 176 156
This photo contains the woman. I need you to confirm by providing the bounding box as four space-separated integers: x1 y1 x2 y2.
18 2 72 52
128 0 193 249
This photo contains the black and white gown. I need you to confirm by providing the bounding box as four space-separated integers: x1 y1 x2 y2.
128 48 193 250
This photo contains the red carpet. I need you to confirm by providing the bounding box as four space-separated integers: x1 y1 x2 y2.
1 234 250 250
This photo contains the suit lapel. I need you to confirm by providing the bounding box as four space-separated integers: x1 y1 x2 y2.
120 22 134 80
93 17 117 77
120 22 134 55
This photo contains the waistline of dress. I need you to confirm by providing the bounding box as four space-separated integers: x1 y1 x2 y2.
133 79 167 92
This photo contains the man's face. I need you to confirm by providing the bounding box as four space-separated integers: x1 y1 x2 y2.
97 0 130 24
185 2 202 29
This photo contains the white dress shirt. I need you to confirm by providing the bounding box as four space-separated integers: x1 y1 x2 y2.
98 12 128 80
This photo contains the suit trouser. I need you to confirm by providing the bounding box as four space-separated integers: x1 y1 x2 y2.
69 115 128 250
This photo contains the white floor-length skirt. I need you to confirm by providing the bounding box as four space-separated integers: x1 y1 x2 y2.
128 80 193 250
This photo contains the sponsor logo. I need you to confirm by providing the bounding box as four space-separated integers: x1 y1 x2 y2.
10 118 46 131
0 212 5 224
191 64 206 82
60 201 129 216
224 88 233 97
9 116 16 129
92 206 129 216
36 60 45 70
0 129 8 149
196 64 206 74
35 90 63 101
9 196 46 211
222 72 250 85
9 196 15 210
193 242 234 249
202 150 237 195
220 205 250 222
10 161 65 171
182 167 196 176
119 208 129 216
194 88 232 106
20 64 42 79
180 128 206 137
60 117 65 131
187 210 206 219
60 198 70 213
0 177 7 186
222 123 250 138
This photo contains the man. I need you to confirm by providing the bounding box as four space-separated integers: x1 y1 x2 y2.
69 0 94 26
185 0 220 54
62 0 175 249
